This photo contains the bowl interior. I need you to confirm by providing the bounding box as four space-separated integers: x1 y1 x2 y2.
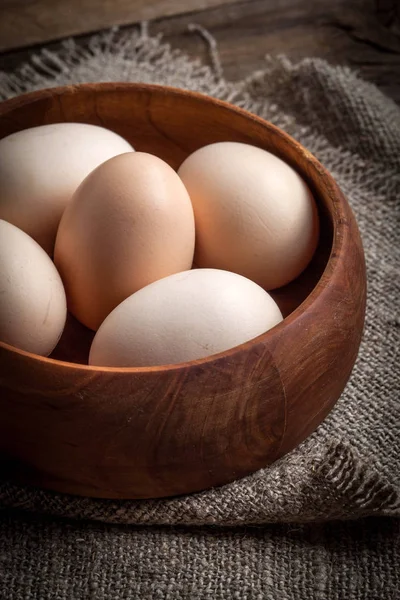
0 84 334 366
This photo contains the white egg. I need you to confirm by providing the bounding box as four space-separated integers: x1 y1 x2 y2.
0 220 67 356
178 142 320 290
89 268 283 367
0 123 134 254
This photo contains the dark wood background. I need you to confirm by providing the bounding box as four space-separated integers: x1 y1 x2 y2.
0 0 399 103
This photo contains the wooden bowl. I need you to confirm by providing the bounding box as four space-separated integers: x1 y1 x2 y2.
0 83 366 499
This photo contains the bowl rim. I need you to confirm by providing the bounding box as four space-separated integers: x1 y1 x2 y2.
0 81 346 374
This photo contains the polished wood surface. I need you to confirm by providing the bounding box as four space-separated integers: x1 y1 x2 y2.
0 83 366 498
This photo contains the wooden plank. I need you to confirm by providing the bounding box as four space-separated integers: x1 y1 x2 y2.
0 0 252 52
150 0 400 103
1 0 399 104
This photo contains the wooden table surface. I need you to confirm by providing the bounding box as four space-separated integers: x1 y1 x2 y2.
1 0 400 103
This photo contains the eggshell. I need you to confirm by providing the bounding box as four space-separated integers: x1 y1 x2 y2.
89 268 283 367
0 123 134 254
54 152 195 331
178 142 319 290
0 219 67 356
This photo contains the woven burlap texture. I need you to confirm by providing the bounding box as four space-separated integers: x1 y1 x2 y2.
0 27 399 525
1 511 399 600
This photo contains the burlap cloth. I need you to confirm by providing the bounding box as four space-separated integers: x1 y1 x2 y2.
0 26 399 599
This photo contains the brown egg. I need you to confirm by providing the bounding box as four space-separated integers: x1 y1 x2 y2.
178 142 319 290
54 152 195 330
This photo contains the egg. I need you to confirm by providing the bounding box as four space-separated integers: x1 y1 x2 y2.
89 268 283 367
0 220 67 356
178 142 319 290
54 152 195 331
0 123 134 254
